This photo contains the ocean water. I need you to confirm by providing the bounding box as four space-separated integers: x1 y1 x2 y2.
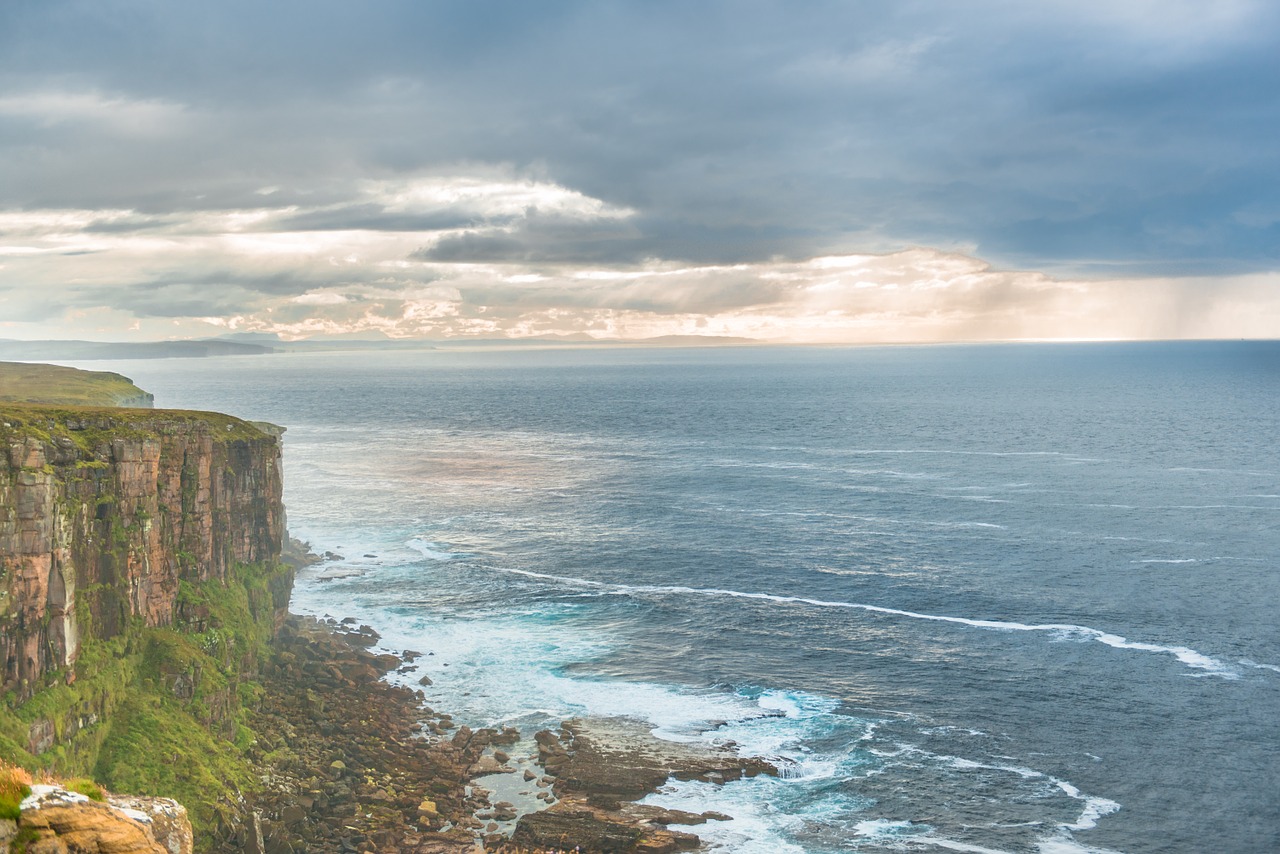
82 342 1279 853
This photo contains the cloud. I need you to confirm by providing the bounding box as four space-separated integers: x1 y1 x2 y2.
0 90 188 134
0 1 1277 340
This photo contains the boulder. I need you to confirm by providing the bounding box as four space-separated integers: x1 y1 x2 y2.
16 785 194 854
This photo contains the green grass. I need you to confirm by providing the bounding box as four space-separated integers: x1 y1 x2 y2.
0 562 291 845
64 777 104 801
0 762 32 821
0 403 278 450
0 361 152 407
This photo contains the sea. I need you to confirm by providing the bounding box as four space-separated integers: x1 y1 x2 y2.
74 341 1279 853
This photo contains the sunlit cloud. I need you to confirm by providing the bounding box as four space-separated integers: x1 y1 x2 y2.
1 166 1277 344
1 1 1277 343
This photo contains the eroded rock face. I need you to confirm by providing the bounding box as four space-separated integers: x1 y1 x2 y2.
14 785 193 854
0 414 285 702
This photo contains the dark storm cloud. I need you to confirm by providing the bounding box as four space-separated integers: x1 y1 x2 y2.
2 0 1279 284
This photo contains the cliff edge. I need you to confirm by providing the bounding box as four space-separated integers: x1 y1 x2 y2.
0 404 290 845
0 407 284 699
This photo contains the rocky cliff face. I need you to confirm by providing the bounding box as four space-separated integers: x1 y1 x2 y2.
0 408 284 701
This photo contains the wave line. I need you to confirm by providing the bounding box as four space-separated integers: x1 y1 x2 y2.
491 567 1254 678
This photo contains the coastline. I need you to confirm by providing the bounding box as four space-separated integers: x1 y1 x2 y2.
245 545 778 853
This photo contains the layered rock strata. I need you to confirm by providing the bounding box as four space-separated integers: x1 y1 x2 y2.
0 408 284 701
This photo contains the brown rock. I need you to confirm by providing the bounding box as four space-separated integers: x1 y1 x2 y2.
512 809 642 853
18 787 173 854
107 795 194 854
552 718 777 802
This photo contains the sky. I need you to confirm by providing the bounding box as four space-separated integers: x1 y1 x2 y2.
1 0 1278 343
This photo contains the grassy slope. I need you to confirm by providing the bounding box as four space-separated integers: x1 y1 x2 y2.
0 562 292 839
0 361 152 407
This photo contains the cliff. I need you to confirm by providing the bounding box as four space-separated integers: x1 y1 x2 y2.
0 405 290 843
0 362 155 408
0 407 284 699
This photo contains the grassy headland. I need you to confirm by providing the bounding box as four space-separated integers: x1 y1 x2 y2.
0 361 154 408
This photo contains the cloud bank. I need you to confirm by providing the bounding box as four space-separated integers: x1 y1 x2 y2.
1 1 1277 341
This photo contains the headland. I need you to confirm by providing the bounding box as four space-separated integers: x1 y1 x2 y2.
0 362 776 853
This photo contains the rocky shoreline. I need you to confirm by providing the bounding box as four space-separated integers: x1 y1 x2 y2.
235 613 778 853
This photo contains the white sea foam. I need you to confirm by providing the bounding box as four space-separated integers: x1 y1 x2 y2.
487 567 1248 678
925 838 1017 854
295 553 1136 854
1055 781 1120 832
829 449 1104 462
1135 556 1264 565
1240 659 1280 674
1035 834 1128 854
406 537 459 561
890 746 1121 850
642 779 811 853
1159 504 1280 511
853 818 917 837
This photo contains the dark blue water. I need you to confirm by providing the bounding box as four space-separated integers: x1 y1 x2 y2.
83 342 1280 853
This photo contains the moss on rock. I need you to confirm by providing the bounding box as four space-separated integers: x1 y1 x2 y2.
0 561 290 847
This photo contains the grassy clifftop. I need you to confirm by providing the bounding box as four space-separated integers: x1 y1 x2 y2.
0 362 154 408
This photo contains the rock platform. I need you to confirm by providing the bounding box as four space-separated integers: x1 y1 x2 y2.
238 615 781 853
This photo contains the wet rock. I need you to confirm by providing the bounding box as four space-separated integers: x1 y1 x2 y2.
513 810 642 853
622 805 707 826
553 718 777 802
470 755 511 775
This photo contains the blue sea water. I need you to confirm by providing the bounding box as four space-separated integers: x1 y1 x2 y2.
83 342 1279 853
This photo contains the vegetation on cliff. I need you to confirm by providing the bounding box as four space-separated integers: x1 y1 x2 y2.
0 761 32 821
0 362 154 408
0 401 289 847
